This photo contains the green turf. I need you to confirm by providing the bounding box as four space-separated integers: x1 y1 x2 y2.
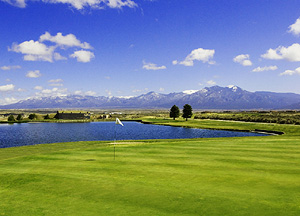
0 119 300 215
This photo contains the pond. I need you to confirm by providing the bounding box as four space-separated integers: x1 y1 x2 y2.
0 121 267 148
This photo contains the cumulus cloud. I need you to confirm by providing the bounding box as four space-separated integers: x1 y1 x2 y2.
288 17 300 36
0 84 15 92
34 86 43 90
17 88 26 92
142 61 166 70
1 65 21 70
70 50 95 62
261 43 300 62
252 65 278 72
26 70 41 78
9 40 55 62
206 80 216 86
0 97 19 105
9 32 93 62
40 32 92 49
279 67 300 76
1 0 26 8
1 0 137 10
48 79 63 83
35 87 68 97
48 79 64 86
174 48 215 66
183 90 199 95
73 90 97 96
233 54 252 66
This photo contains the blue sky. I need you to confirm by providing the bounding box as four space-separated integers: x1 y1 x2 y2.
1 0 300 105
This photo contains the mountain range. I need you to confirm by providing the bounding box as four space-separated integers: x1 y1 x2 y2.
2 85 300 110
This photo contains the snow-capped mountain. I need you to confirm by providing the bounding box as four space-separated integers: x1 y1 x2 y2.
1 85 300 109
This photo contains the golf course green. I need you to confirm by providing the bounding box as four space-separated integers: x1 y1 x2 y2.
0 118 299 215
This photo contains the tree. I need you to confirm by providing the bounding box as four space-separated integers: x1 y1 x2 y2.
28 113 37 120
44 114 50 119
170 105 180 120
8 115 15 122
16 114 23 121
182 104 193 121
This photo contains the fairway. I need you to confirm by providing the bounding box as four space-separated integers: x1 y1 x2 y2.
0 120 300 215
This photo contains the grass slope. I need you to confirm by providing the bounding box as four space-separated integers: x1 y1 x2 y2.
0 119 300 215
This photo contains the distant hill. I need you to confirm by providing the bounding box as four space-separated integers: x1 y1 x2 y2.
1 85 300 110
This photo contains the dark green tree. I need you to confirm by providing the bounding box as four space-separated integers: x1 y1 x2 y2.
54 111 59 119
169 105 180 120
182 104 193 121
16 114 23 121
8 115 15 122
44 114 50 119
28 113 37 120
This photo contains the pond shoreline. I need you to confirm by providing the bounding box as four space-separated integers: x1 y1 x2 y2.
138 119 284 136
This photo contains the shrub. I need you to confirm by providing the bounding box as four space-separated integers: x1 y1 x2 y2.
28 113 37 120
16 114 23 121
8 115 15 122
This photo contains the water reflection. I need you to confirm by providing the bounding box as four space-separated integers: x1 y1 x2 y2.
0 121 267 148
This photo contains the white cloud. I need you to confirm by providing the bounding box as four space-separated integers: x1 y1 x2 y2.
158 87 164 92
106 0 137 8
48 79 63 83
143 61 166 70
261 43 300 62
34 86 43 90
1 0 137 10
252 65 278 72
206 80 216 86
288 17 300 36
183 90 199 95
105 90 112 97
74 90 82 95
70 50 95 62
86 90 97 96
9 40 55 62
0 84 15 92
175 48 215 66
49 83 64 87
54 52 67 61
0 97 18 105
105 76 111 80
26 70 41 78
1 0 26 8
17 88 26 92
1 65 21 70
116 95 134 99
279 67 300 76
40 32 92 49
73 90 96 96
35 87 68 97
9 32 92 62
233 54 252 66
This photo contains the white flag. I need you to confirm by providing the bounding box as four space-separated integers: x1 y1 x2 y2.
116 118 124 126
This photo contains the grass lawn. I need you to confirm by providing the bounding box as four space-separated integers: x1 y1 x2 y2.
0 119 300 215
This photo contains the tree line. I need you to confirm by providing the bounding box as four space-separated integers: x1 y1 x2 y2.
169 104 193 121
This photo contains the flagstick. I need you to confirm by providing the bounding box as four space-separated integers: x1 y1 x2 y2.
114 122 116 160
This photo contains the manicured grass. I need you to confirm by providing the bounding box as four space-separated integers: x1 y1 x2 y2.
0 119 300 215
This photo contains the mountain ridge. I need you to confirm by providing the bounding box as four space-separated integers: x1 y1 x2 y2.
1 85 300 110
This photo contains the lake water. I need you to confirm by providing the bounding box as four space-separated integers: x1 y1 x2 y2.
0 121 267 148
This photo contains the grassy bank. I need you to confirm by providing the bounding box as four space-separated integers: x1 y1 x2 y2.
0 119 299 215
